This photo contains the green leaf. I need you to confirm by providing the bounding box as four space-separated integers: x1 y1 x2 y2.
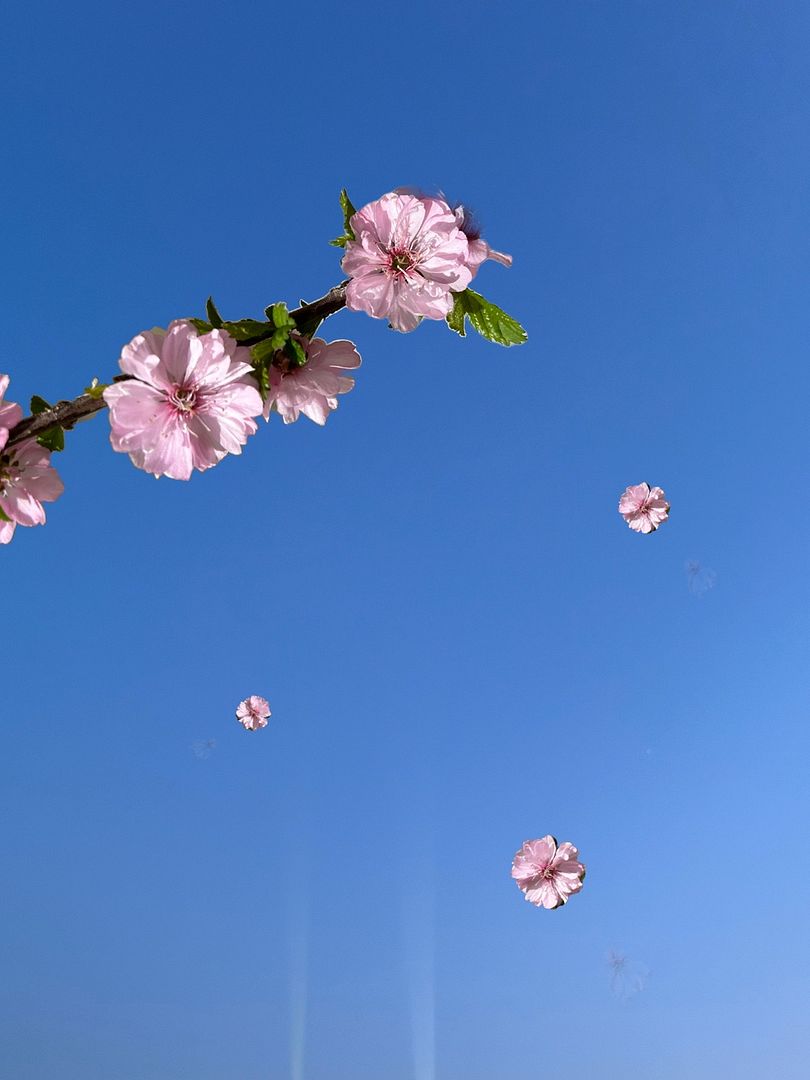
284 336 307 367
189 318 213 334
294 316 322 341
36 425 64 452
0 505 11 522
268 302 296 330
329 187 357 247
206 296 223 328
30 395 52 414
84 378 108 399
251 339 277 366
220 318 272 343
445 289 527 347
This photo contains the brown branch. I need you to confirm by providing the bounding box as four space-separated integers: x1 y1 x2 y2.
5 281 349 453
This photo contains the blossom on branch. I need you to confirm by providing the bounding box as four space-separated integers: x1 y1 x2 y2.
452 204 513 277
511 835 586 909
104 322 263 480
236 696 271 731
0 438 65 544
0 375 23 452
618 482 670 534
264 336 361 425
342 192 472 332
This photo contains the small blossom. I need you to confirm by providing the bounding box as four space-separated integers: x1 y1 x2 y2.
0 374 23 453
618 482 670 534
0 439 65 545
103 321 263 480
236 695 271 731
511 835 586 909
607 950 650 999
342 191 472 333
264 336 361 425
452 204 513 277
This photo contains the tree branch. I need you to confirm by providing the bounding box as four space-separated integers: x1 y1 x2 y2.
5 282 349 453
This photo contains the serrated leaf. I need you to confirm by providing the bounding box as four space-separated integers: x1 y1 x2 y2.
36 425 64 452
251 339 277 366
206 296 223 327
330 187 357 247
446 294 467 337
445 289 527 347
220 318 272 343
30 395 52 414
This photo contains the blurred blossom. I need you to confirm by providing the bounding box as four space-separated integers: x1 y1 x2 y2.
618 482 670 534
236 695 271 731
685 560 717 597
511 835 586 909
606 950 650 999
192 738 217 760
0 374 23 452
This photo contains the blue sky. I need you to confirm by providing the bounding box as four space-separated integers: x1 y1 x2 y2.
2 2 810 1077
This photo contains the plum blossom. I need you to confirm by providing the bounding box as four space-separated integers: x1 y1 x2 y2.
618 482 670 533
264 336 361 425
0 374 23 453
236 696 271 731
511 835 586 909
103 321 263 480
342 191 472 332
452 204 513 277
0 439 65 545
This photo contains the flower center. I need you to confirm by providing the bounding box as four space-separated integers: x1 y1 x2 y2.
540 863 556 880
170 385 197 414
388 249 415 277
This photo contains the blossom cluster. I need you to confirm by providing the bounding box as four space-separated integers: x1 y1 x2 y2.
0 187 520 544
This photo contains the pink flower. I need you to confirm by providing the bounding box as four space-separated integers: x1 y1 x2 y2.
103 321 263 480
452 204 513 277
0 439 65 545
0 374 23 453
264 336 361 425
342 192 472 332
618 482 670 534
236 695 271 731
511 836 586 909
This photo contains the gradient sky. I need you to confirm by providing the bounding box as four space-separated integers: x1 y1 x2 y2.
2 2 810 1078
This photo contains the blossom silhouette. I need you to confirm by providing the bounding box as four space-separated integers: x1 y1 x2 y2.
607 950 650 999
618 482 669 533
0 439 64 545
264 336 361 425
236 696 271 731
342 191 472 332
0 375 23 453
104 321 263 480
511 835 586 909
686 560 717 597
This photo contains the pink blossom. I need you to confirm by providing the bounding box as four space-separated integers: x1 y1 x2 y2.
342 192 472 332
618 482 670 534
236 695 271 731
264 336 361 425
0 375 23 453
0 439 65 545
511 836 586 909
452 204 513 277
103 321 263 480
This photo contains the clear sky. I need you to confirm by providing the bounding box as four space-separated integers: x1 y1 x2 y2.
2 2 810 1078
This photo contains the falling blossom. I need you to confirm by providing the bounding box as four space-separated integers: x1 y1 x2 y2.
606 950 650 999
103 321 263 480
452 204 513 277
686 560 717 597
618 482 670 534
342 191 472 333
0 439 65 545
0 375 23 453
264 336 361 425
236 695 271 731
511 835 586 909
192 738 217 760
